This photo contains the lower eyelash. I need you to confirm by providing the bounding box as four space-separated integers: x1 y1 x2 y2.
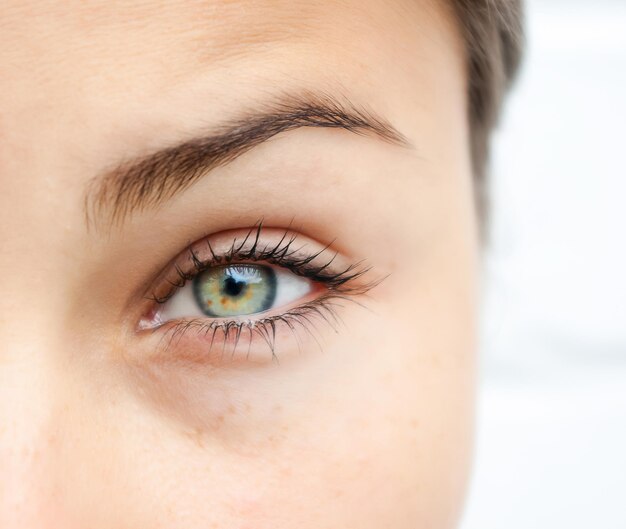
149 292 365 363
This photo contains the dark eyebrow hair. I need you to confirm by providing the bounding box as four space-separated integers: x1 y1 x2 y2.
85 93 409 229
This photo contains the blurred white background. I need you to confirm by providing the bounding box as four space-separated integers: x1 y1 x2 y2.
460 1 626 528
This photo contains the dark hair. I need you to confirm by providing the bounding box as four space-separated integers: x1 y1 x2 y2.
451 0 524 207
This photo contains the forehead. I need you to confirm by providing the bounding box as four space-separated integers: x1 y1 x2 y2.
0 0 464 183
0 0 458 94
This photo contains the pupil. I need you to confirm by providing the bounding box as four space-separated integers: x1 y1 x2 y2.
222 276 246 297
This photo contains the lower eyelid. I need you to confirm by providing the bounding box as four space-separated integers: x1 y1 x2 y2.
136 293 351 366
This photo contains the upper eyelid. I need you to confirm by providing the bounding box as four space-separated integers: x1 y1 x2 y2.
142 226 369 306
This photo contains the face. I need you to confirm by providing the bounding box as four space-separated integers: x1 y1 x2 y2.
0 1 477 527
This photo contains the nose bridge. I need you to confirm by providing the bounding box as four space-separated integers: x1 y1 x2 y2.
0 341 70 527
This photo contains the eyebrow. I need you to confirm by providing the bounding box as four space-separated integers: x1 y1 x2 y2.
86 93 410 228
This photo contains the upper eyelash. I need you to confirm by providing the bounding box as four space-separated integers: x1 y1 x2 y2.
147 223 373 306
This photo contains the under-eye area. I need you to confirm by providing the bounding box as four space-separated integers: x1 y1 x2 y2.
137 223 383 364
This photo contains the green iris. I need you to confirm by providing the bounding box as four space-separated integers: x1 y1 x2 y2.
192 264 277 318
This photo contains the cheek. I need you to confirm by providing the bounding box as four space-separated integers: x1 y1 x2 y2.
94 312 474 529
222 327 474 529
233 302 475 527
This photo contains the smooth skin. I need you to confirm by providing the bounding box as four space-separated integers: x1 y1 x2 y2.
0 1 478 528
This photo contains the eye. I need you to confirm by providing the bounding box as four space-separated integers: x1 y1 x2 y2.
137 225 379 362
160 263 313 321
